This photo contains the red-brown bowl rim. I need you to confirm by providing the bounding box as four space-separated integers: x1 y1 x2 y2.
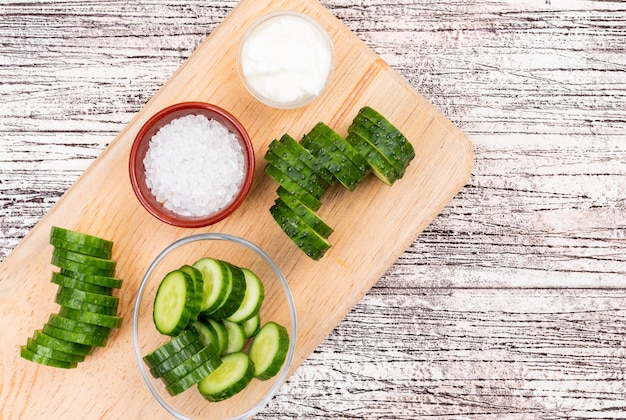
129 101 255 228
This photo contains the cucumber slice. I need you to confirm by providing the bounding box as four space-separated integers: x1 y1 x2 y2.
197 352 255 402
358 106 414 158
301 123 368 191
274 192 333 239
50 226 114 253
52 248 116 273
58 306 123 329
55 291 118 316
299 138 361 191
42 323 109 347
204 317 229 356
192 320 219 349
265 150 328 199
208 262 247 320
143 328 200 368
179 265 204 323
270 202 331 261
32 330 92 356
161 344 221 386
307 121 371 175
278 134 337 186
265 165 323 211
51 272 113 296
350 119 411 178
221 320 247 355
55 286 119 309
192 257 230 315
59 269 122 289
268 138 331 189
248 321 290 380
47 314 111 336
20 346 78 369
345 129 399 185
241 312 261 338
52 254 115 277
352 107 415 176
165 354 223 396
225 268 265 323
26 337 85 363
153 270 197 336
50 236 112 259
149 339 205 379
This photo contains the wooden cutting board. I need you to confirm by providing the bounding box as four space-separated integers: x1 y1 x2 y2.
0 0 473 418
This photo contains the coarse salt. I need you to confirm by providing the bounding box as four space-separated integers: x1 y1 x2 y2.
143 114 246 218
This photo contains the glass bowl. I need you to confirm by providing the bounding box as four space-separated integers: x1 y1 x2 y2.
132 233 297 419
237 11 336 109
129 102 255 228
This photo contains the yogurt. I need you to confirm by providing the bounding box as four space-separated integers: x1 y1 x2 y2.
238 11 335 108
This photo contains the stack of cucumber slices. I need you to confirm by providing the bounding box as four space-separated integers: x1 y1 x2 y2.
265 106 416 260
20 226 123 369
143 257 290 402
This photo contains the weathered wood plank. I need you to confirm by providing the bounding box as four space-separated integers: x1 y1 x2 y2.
262 288 626 418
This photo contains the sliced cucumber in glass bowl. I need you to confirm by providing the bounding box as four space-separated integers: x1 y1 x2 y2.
132 233 297 420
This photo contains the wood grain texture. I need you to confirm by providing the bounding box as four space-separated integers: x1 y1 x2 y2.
2 0 626 419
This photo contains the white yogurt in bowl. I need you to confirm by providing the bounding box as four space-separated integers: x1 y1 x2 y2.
237 11 335 109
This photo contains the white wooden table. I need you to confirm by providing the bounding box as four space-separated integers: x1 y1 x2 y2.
2 1 625 418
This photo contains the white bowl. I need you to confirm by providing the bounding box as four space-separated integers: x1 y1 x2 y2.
237 11 336 109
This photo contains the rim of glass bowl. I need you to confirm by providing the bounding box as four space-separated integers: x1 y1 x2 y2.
132 233 298 420
236 10 336 109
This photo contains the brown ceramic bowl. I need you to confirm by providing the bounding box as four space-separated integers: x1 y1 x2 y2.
129 102 255 228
